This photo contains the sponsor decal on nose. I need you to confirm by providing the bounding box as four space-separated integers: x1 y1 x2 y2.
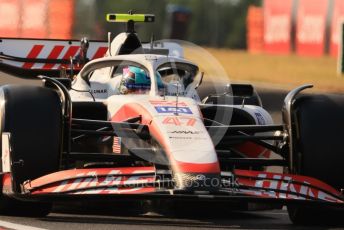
155 106 193 114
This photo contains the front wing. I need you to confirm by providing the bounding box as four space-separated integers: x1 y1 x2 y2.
3 167 343 208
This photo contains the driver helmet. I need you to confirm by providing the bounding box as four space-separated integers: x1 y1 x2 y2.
118 66 164 94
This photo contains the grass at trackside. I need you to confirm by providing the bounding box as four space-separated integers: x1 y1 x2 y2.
204 49 344 93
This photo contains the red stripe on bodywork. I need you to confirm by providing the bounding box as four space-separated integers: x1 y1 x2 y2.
111 103 220 174
235 169 343 198
2 173 12 193
235 141 269 158
24 167 155 195
22 45 44 69
27 167 155 188
91 47 108 59
60 46 80 68
62 46 79 60
111 103 152 125
174 160 220 173
42 45 65 69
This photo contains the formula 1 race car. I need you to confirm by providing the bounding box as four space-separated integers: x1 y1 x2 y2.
0 14 343 224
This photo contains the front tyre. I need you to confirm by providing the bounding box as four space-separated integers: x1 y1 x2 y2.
0 85 62 216
287 94 344 225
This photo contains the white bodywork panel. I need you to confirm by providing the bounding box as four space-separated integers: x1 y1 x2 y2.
0 31 278 171
68 52 278 165
2 133 11 173
69 54 200 102
108 95 217 165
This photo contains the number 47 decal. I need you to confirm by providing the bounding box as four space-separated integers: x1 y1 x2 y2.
162 117 196 126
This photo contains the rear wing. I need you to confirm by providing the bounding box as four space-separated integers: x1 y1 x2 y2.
0 37 184 75
0 38 108 72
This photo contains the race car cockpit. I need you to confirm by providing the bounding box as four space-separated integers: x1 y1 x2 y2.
75 57 201 101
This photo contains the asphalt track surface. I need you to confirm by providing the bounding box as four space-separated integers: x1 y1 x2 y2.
0 71 342 230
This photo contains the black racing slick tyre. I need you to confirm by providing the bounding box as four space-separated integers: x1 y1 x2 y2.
287 94 344 225
0 85 62 216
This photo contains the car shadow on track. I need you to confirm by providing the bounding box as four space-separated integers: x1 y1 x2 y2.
40 212 289 230
35 202 343 229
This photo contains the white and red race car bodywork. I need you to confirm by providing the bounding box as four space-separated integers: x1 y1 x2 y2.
0 14 343 223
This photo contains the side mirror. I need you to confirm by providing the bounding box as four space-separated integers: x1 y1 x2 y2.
228 84 254 97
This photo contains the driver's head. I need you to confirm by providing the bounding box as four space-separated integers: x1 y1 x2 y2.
118 66 164 95
118 66 151 94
